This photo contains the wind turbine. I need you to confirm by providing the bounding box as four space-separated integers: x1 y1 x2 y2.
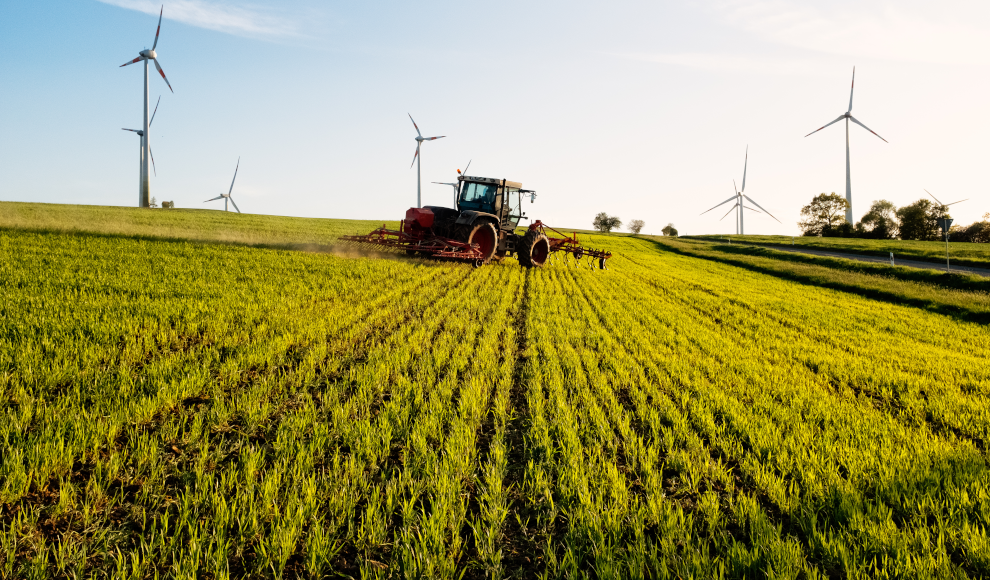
432 160 470 206
122 96 161 186
120 6 173 208
805 67 887 224
925 190 967 217
204 158 242 213
408 114 445 208
700 147 780 234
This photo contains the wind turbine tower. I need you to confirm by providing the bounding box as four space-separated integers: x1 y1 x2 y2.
120 6 173 208
122 96 161 185
805 67 887 224
408 114 445 208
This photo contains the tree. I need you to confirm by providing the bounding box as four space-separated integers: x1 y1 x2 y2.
855 199 898 239
952 220 990 243
628 219 645 234
896 199 941 241
661 223 678 236
150 196 158 208
798 193 848 236
593 212 622 233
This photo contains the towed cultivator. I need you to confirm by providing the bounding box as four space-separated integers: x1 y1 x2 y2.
339 212 612 269
339 175 612 269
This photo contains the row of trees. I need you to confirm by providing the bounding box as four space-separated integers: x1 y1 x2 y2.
592 213 678 236
798 193 990 242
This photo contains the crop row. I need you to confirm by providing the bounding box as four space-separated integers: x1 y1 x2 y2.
517 234 989 578
1 229 526 578
2 227 989 578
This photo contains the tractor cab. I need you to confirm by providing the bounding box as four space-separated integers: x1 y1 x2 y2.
456 176 534 232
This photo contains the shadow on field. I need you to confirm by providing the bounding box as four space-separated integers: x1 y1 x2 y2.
644 237 990 325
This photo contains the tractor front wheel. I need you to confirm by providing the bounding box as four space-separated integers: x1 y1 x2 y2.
518 229 550 268
459 222 498 264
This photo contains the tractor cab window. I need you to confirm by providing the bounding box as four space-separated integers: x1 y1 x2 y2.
459 182 498 212
503 187 522 229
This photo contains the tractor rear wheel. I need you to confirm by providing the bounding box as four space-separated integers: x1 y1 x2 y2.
459 222 498 264
518 229 550 268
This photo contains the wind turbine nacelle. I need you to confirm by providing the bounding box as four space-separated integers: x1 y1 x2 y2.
140 49 156 59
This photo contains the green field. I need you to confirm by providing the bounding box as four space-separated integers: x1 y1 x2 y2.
2 203 989 579
686 234 990 269
0 201 396 249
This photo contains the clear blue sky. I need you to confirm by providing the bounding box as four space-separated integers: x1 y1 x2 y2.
1 0 988 234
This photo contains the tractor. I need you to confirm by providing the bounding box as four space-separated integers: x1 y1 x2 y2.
339 174 612 269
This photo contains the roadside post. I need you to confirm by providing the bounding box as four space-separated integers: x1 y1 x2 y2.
937 217 954 272
890 252 894 267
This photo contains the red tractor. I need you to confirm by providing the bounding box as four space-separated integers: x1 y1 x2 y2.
340 174 611 269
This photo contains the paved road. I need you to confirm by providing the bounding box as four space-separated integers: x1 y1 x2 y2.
750 244 990 278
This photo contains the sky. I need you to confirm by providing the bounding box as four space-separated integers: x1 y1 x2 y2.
1 0 988 235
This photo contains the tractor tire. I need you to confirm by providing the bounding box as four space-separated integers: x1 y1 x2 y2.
458 221 498 264
518 229 550 268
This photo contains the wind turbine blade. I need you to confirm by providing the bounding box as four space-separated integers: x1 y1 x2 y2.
924 189 945 206
743 195 781 223
408 113 422 137
848 116 887 143
150 96 161 126
720 203 739 221
122 128 141 133
228 157 240 195
120 56 142 67
741 146 749 192
410 143 420 168
945 199 969 206
848 66 855 112
229 196 241 214
152 6 163 50
204 195 224 202
734 179 739 195
153 59 173 93
464 160 471 175
701 195 738 215
742 206 763 214
425 136 445 141
150 147 156 176
805 115 845 137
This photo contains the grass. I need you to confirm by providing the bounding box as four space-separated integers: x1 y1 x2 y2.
0 201 395 249
685 233 990 269
2 202 989 579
